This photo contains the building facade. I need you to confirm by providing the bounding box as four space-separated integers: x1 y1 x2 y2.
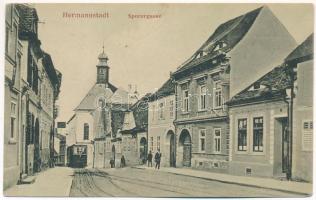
4 4 62 190
285 34 313 182
4 4 22 190
227 34 313 182
227 65 291 178
147 79 176 167
171 6 297 173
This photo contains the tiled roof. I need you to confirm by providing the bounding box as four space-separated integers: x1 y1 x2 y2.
42 52 60 87
111 110 125 137
285 33 314 63
174 7 263 75
15 4 38 38
149 78 175 102
131 93 151 132
227 64 292 105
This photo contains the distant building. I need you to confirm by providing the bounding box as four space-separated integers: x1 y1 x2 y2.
285 34 313 182
147 79 176 167
54 133 66 166
121 93 150 166
66 49 135 168
54 122 67 166
172 6 296 172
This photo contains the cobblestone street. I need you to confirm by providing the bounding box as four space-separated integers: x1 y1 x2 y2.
69 167 306 197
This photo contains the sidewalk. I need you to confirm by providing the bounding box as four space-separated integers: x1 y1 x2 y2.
134 165 313 196
4 167 74 197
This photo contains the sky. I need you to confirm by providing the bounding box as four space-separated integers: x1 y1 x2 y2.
33 3 314 122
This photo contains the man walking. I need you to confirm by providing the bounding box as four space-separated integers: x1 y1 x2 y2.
147 151 153 167
155 149 162 170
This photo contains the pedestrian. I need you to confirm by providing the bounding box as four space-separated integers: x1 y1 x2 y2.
154 149 162 170
147 151 153 167
120 155 126 168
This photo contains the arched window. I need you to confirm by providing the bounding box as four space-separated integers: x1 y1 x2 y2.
83 123 89 140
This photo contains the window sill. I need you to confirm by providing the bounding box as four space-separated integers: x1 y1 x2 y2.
235 150 248 155
197 109 207 113
251 151 265 156
8 138 17 144
181 112 190 115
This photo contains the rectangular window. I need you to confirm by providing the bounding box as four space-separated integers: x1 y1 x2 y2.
183 90 189 112
10 117 15 139
199 129 206 152
10 102 16 139
199 85 206 110
253 117 264 152
158 102 164 120
83 123 89 140
238 118 247 151
170 100 174 119
214 128 221 153
157 136 160 151
214 82 222 108
302 121 313 151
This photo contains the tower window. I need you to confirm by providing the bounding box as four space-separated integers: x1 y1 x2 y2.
99 68 105 75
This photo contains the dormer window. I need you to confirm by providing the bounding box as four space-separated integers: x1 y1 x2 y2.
253 82 260 90
213 41 227 52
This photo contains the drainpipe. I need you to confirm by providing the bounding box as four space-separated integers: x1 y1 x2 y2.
284 64 295 180
288 64 295 180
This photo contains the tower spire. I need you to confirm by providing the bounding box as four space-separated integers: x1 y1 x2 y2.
97 45 109 84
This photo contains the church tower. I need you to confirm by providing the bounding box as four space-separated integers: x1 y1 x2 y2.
96 46 109 84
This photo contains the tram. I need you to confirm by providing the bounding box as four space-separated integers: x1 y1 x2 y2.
67 145 87 168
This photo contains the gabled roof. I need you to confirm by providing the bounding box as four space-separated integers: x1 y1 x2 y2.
174 6 263 75
149 78 175 102
132 93 151 132
227 64 292 106
75 83 117 110
285 33 314 63
120 93 151 134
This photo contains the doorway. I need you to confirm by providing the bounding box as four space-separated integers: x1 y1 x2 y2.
140 137 147 164
111 144 116 167
167 130 176 167
179 129 191 167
